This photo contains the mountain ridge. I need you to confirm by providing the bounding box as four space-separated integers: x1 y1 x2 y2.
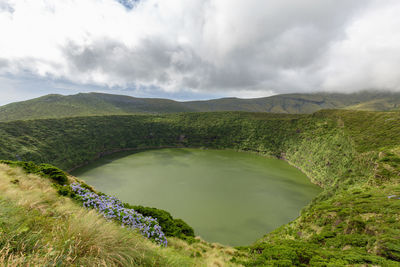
1 91 400 121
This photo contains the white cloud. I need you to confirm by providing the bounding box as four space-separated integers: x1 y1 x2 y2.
0 0 400 100
320 0 400 92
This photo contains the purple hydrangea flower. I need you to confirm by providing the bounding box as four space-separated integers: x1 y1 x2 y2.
70 183 167 246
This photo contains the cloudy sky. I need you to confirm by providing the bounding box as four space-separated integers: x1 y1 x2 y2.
0 0 400 105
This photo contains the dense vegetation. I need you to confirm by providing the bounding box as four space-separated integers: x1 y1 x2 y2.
1 91 400 122
0 109 400 265
129 205 195 240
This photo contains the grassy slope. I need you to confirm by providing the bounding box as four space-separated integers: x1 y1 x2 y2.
0 164 192 266
240 110 400 266
0 163 238 266
1 91 400 122
0 112 304 170
0 110 399 265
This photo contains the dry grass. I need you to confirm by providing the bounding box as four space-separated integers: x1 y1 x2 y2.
166 237 242 267
0 164 246 266
0 164 198 266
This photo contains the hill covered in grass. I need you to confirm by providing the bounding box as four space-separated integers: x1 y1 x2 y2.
0 109 399 265
0 161 238 266
1 91 400 122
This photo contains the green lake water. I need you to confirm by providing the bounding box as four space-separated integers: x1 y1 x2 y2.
72 148 321 246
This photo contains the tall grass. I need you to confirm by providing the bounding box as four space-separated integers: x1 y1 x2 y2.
0 164 199 266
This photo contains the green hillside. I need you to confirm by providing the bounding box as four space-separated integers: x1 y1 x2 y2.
0 162 237 266
1 91 400 122
0 110 399 265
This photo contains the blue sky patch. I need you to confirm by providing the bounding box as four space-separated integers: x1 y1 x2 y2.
116 0 138 9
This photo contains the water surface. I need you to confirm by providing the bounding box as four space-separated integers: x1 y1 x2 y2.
73 148 321 246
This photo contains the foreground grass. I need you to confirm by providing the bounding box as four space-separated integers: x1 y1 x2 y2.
0 164 217 266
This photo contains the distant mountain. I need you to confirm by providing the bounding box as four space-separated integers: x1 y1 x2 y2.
0 93 193 122
0 91 399 121
187 91 400 113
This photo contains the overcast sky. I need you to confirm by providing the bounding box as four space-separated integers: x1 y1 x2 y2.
1 0 400 105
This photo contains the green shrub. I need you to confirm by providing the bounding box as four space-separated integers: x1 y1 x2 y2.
173 218 195 237
127 205 195 239
38 163 68 184
380 238 400 261
0 160 67 185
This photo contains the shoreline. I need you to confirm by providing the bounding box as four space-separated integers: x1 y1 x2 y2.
67 145 323 189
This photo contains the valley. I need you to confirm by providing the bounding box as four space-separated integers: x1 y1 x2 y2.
0 108 399 265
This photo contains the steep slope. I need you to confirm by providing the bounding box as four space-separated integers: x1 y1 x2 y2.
1 91 400 122
240 110 400 265
0 163 238 266
0 163 190 266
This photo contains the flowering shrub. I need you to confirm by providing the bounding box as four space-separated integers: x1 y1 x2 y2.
70 183 167 246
